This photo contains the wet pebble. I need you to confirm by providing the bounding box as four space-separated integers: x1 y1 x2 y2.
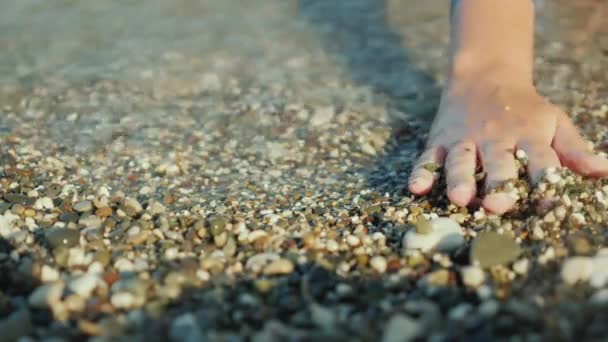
561 257 593 285
263 259 294 276
403 217 464 252
69 274 100 297
46 228 80 249
29 282 65 308
73 200 93 212
470 232 521 268
370 256 387 274
461 266 485 288
382 314 420 342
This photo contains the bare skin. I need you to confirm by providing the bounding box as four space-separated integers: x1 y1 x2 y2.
408 0 608 214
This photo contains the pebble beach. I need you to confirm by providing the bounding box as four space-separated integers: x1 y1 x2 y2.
1 0 608 340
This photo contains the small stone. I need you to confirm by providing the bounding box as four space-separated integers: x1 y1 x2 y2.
382 314 420 342
403 217 464 252
346 235 360 247
246 253 280 273
512 259 530 276
561 257 593 285
470 232 521 268
95 207 113 218
263 259 294 275
69 274 100 297
73 200 93 212
29 282 65 308
124 198 143 216
34 197 54 210
111 292 135 309
59 212 80 223
0 309 33 342
423 269 450 287
414 217 432 234
254 279 274 293
545 173 561 184
590 255 608 288
370 256 387 274
115 258 135 272
46 228 80 249
461 266 485 288
207 215 228 236
40 265 60 282
590 289 608 304
169 313 204 342
4 194 31 205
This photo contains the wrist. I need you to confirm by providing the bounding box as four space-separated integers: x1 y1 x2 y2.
447 52 533 88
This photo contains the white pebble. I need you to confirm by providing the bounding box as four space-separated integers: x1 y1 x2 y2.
512 259 529 276
34 197 54 210
461 266 485 288
40 265 60 282
370 256 387 274
246 253 280 273
263 259 294 275
111 292 135 309
590 255 608 288
29 282 64 308
68 274 100 298
346 235 360 247
545 173 561 184
561 257 594 285
115 258 135 272
403 217 464 252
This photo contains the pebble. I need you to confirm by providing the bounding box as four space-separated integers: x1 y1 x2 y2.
34 197 54 210
346 235 360 247
246 253 280 273
29 282 65 308
403 217 464 252
263 259 294 275
370 256 387 274
423 269 450 287
69 274 100 297
40 265 60 282
169 313 204 342
124 198 143 216
46 228 80 249
382 314 420 342
73 200 93 212
0 309 33 342
512 259 530 276
590 255 608 288
111 292 135 309
59 212 80 223
470 232 521 268
461 266 485 288
561 257 593 285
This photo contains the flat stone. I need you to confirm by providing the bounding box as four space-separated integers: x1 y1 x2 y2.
470 232 521 268
263 259 294 275
0 309 33 342
69 274 100 297
382 314 420 342
561 257 593 285
46 228 80 249
403 217 464 252
169 313 204 342
29 282 65 308
461 266 485 288
73 200 93 212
